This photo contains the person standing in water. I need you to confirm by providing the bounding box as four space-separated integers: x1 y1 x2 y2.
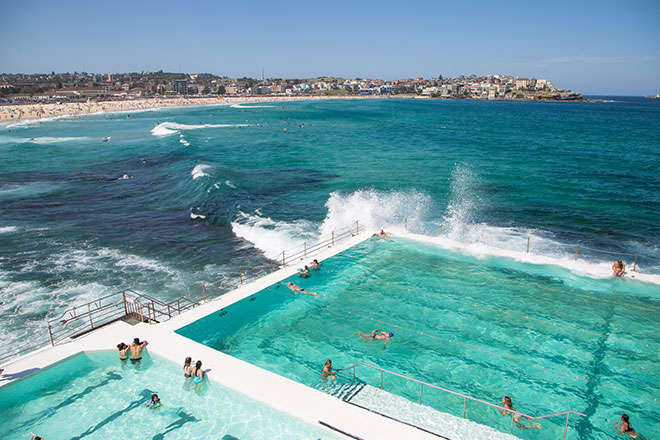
498 396 541 430
130 338 148 363
614 414 638 438
321 360 337 383
117 342 129 361
298 266 311 278
192 360 205 384
612 260 626 277
310 259 320 271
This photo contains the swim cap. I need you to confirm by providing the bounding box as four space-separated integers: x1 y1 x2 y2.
389 332 394 337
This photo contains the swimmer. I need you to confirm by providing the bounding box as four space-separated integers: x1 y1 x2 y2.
614 414 638 439
117 342 129 360
321 359 336 383
612 260 626 278
298 265 311 278
183 356 193 377
102 136 111 142
499 396 541 430
192 360 205 384
130 338 148 363
30 434 45 440
146 393 161 409
285 282 317 297
372 229 391 241
356 329 393 348
310 259 320 271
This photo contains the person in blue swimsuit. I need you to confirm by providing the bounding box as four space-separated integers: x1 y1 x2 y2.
192 360 205 384
146 394 161 409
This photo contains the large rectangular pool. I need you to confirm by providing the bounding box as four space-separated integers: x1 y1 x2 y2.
0 351 341 440
177 237 660 440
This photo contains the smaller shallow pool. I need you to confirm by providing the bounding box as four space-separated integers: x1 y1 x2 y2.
0 351 340 440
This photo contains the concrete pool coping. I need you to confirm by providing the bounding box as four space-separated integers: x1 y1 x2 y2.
0 230 513 440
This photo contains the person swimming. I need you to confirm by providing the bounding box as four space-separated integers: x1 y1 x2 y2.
146 393 161 409
130 338 148 363
614 413 638 438
612 260 626 277
310 259 320 271
117 342 129 360
321 359 337 383
498 396 541 430
372 229 391 241
183 356 193 378
298 265 311 278
192 360 205 384
286 282 317 297
356 329 393 347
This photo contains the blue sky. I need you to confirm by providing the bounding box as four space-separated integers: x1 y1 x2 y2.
1 0 658 95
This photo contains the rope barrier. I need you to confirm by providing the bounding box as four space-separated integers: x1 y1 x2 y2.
321 304 659 404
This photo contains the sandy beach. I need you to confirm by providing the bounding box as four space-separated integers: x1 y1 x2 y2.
0 95 388 123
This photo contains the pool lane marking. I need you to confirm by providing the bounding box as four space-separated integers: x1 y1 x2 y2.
396 257 658 313
383 282 647 348
322 304 659 404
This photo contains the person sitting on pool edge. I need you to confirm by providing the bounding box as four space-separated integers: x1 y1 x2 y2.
614 414 638 438
298 265 311 278
285 282 317 297
117 342 129 361
612 260 626 277
498 396 541 430
356 329 393 347
310 259 320 271
130 338 148 363
321 360 337 383
146 393 161 409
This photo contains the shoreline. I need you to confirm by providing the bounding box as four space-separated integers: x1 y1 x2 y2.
0 95 399 124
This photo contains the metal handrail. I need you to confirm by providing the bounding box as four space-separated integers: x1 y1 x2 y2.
340 361 586 439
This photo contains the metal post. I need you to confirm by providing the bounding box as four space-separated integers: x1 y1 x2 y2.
167 304 171 318
202 284 206 301
88 303 93 329
380 371 383 389
356 220 359 235
240 268 244 284
352 366 356 384
282 250 286 266
463 397 466 417
510 415 515 433
177 298 181 313
304 242 307 258
404 217 407 231
419 383 423 404
122 291 128 316
633 255 637 272
48 323 55 346
439 224 442 235
563 413 569 440
151 300 155 321
575 245 579 261
332 231 335 247
526 237 530 254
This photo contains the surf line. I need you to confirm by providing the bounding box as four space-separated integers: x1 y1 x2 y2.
322 304 658 404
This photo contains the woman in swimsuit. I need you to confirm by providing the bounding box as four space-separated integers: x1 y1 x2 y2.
117 342 129 361
310 259 320 271
498 396 541 430
321 360 336 383
298 266 311 278
183 356 193 377
614 414 638 438
193 360 205 384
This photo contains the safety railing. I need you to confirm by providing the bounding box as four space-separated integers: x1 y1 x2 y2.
339 361 586 439
0 220 366 365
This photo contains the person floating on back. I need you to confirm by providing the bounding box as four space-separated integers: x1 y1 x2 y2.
286 282 317 297
612 260 626 277
372 229 391 241
130 338 148 363
298 265 311 278
614 413 638 438
321 359 337 383
356 329 393 348
117 342 129 361
498 396 541 430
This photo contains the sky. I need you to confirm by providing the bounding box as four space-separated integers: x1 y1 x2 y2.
1 0 659 95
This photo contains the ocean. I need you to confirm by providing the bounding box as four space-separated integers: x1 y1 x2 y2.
0 97 659 351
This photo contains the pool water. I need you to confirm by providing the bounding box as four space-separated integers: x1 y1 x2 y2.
0 351 340 440
177 237 660 440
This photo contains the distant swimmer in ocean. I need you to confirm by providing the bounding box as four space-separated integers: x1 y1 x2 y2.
356 329 393 348
285 282 317 297
614 414 638 439
310 259 320 271
298 265 311 278
612 260 626 278
103 136 111 142
372 229 391 241
498 396 541 430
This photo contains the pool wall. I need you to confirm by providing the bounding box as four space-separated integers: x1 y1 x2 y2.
1 229 451 440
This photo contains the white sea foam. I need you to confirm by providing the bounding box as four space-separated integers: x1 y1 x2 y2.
0 135 94 144
151 121 249 136
225 180 237 189
0 226 18 234
230 103 276 109
191 164 212 180
190 212 206 220
179 138 190 146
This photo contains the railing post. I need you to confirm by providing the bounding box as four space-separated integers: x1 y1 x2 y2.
282 250 286 267
510 413 515 433
177 298 181 313
202 284 206 301
240 267 244 284
419 383 423 404
167 304 171 319
356 220 359 235
404 217 407 231
48 323 55 347
122 291 128 316
575 245 579 261
463 397 466 417
304 242 307 258
526 237 530 254
332 231 335 247
151 300 155 321
439 224 442 235
352 366 356 384
633 255 637 272
380 370 383 389
563 413 569 440
88 303 93 329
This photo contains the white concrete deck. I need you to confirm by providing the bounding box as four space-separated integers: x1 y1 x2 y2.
0 230 518 440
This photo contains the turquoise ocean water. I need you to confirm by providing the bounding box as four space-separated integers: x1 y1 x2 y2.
0 98 658 436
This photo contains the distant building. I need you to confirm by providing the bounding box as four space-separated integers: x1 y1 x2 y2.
515 78 530 89
173 79 188 95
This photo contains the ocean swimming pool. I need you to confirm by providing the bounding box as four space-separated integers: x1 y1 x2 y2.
0 351 342 440
177 237 660 440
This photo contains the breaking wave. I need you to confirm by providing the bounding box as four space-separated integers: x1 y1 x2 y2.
0 135 94 144
191 164 212 180
230 103 276 109
151 121 249 136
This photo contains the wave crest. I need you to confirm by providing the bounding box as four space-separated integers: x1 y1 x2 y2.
151 121 248 136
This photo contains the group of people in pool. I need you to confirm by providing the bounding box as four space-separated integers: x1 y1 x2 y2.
183 356 206 384
116 338 148 363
